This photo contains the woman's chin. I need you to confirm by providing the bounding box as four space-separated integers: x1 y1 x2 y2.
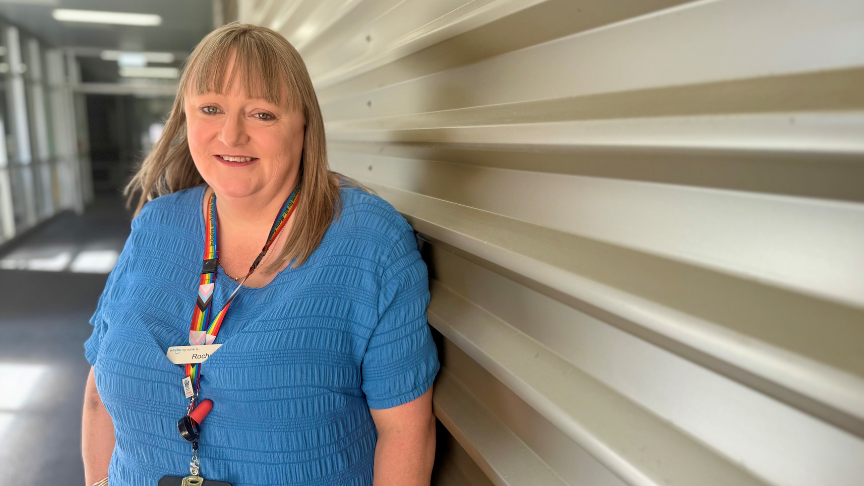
209 181 264 200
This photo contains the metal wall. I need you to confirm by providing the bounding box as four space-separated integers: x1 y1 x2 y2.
239 1 864 485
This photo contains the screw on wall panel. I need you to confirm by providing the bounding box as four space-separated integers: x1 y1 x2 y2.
368 165 373 171
366 100 372 108
365 35 372 42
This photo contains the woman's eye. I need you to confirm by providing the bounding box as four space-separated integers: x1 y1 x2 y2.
254 112 275 121
201 106 220 115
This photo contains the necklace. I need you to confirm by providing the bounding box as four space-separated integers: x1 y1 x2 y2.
218 262 243 282
217 214 287 284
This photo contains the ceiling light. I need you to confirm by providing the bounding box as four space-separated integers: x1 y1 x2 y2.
52 9 162 26
101 50 175 63
117 53 147 68
119 66 179 79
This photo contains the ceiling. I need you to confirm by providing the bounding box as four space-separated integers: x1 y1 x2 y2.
0 0 214 82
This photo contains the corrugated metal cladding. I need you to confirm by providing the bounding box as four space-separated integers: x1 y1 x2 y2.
238 1 864 485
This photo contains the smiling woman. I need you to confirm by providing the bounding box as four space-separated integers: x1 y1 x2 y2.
127 24 342 276
82 23 439 486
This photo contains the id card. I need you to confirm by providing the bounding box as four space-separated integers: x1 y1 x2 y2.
166 345 223 365
182 377 195 398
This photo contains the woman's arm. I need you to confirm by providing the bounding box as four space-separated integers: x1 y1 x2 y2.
370 386 436 486
82 366 115 485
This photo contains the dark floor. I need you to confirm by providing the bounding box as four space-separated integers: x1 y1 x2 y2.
0 196 131 484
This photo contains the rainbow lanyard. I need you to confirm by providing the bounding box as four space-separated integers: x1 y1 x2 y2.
186 185 300 390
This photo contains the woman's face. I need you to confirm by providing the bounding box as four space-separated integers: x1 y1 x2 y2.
184 76 305 201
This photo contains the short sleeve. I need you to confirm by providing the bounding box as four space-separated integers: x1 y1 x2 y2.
361 230 439 410
84 233 131 366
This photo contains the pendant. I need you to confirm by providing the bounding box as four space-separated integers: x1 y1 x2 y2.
182 475 204 486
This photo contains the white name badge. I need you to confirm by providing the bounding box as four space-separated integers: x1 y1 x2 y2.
166 344 223 365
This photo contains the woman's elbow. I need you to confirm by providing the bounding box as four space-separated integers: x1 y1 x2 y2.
424 413 436 467
83 367 104 411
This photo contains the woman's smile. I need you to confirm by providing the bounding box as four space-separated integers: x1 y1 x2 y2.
214 154 259 167
184 75 306 200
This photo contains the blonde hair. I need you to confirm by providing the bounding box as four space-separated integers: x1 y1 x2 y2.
126 22 357 270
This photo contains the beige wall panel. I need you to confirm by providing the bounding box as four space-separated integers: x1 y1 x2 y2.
436 341 628 486
430 244 864 486
240 0 864 484
297 0 404 59
329 148 864 307
283 0 364 51
362 181 864 431
319 0 864 120
304 0 537 81
328 140 864 202
271 0 333 45
427 269 771 486
265 0 305 33
432 430 497 486
241 0 279 27
434 368 569 486
311 0 694 103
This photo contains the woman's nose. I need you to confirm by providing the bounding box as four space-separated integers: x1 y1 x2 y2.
218 114 249 147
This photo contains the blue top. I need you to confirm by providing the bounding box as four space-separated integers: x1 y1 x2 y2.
85 185 439 486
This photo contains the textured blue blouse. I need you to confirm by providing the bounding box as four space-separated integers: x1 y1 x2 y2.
85 185 439 486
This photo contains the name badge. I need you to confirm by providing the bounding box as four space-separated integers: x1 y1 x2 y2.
166 344 223 365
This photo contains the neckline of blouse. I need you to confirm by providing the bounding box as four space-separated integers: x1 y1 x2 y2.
196 184 293 293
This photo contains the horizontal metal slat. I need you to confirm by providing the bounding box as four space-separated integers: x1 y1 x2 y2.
241 0 276 26
329 113 864 154
319 0 864 121
310 0 553 88
433 429 497 486
330 149 864 309
429 242 864 486
296 0 404 59
267 1 305 33
313 0 692 103
286 0 364 51
428 280 769 486
433 368 569 486
435 336 631 486
325 67 864 128
330 141 864 203
271 0 331 47
337 179 864 436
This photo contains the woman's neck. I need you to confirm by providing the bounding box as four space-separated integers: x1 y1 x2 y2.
212 174 299 234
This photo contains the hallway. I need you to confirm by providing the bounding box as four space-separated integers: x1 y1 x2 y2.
0 199 130 484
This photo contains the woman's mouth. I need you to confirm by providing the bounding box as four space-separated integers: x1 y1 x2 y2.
215 154 259 166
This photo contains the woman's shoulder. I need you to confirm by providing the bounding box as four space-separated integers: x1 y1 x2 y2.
127 186 205 256
336 184 412 237
133 186 205 227
323 185 419 269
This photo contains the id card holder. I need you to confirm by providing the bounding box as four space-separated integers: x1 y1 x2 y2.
158 477 232 486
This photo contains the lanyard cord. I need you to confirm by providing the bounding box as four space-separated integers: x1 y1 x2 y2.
186 185 301 390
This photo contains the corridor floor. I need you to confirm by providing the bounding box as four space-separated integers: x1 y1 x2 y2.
0 197 131 484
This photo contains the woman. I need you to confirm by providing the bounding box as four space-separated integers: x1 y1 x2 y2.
81 23 439 486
